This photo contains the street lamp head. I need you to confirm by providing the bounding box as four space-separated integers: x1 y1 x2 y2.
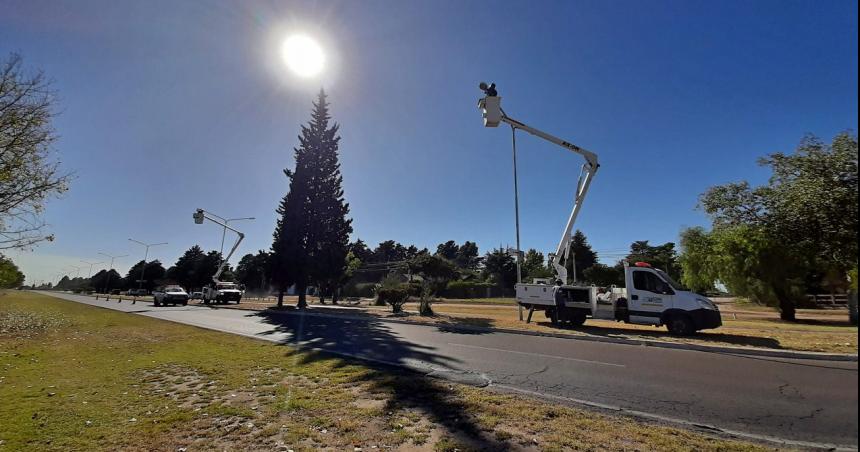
193 209 205 224
479 82 497 97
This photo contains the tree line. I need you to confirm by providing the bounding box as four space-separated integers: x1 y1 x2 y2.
679 132 858 321
52 245 231 293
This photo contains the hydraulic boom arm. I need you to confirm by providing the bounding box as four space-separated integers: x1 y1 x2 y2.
478 88 599 284
193 208 245 283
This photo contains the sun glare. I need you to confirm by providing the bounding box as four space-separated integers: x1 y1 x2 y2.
281 35 325 77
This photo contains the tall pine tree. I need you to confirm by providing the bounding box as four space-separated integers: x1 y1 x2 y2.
305 90 352 304
271 89 351 308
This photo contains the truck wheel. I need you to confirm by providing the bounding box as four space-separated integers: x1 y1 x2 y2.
667 315 694 336
569 311 587 327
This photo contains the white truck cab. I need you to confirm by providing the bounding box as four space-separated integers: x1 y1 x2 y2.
202 282 242 304
516 261 721 335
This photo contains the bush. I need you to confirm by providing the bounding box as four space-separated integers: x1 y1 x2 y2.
440 280 494 299
376 287 409 313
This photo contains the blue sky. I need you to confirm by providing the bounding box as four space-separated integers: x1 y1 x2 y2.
2 0 857 284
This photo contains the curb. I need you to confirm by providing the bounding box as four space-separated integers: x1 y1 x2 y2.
252 306 859 362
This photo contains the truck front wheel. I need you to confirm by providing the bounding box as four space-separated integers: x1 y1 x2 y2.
667 315 694 336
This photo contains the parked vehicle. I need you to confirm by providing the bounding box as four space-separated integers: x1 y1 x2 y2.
202 282 242 304
479 89 720 335
193 209 245 305
190 291 203 300
517 261 721 335
152 286 189 307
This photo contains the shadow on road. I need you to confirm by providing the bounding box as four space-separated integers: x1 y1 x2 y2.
251 308 512 450
534 321 783 349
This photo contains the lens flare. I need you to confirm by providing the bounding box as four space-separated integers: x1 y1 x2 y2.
281 35 325 77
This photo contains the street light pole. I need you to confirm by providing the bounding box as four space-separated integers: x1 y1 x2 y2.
98 252 128 300
80 260 103 279
511 126 523 321
65 265 81 278
128 239 167 303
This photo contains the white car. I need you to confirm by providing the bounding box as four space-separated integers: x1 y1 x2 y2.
152 286 189 307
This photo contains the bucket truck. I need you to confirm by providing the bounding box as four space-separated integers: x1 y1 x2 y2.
477 83 721 335
193 208 245 304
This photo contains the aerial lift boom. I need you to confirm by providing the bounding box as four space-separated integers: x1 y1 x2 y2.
478 83 599 284
193 208 245 283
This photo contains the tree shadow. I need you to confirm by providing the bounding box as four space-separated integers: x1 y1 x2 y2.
251 309 512 450
533 321 783 349
434 316 496 334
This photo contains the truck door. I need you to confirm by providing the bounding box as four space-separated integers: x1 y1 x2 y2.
629 270 675 325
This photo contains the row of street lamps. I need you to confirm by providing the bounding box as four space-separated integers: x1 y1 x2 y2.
55 211 254 292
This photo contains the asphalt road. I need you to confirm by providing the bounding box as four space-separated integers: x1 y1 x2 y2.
38 291 858 448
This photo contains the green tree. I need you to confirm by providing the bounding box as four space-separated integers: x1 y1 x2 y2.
304 90 352 304
271 90 348 308
692 133 858 321
455 241 481 269
166 245 207 290
55 275 71 290
0 54 71 250
678 227 716 294
680 225 808 320
349 239 374 263
582 263 624 287
372 240 407 263
435 241 460 261
124 260 166 292
235 250 270 294
0 255 25 288
522 249 552 282
567 230 598 282
483 248 517 289
407 254 458 315
626 240 680 280
90 269 122 293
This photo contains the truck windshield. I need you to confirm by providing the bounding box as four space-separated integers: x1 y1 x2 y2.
655 269 687 291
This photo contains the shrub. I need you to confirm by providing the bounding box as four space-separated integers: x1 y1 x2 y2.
376 287 409 313
440 280 494 299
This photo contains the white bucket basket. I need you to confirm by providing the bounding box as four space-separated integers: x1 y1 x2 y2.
480 96 502 127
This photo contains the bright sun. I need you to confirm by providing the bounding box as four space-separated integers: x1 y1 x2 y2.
281 35 325 77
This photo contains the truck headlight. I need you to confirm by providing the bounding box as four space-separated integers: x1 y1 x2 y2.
696 298 716 310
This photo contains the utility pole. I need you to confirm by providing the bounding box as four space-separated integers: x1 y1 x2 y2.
128 239 167 304
65 265 81 278
98 252 128 301
80 260 103 279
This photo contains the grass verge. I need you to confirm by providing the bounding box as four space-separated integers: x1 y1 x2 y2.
0 291 774 451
